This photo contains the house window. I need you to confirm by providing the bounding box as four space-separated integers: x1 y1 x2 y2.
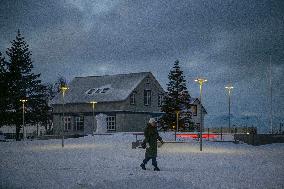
146 77 150 84
85 87 111 95
74 116 84 131
192 105 197 116
158 94 164 107
86 88 96 95
130 92 136 105
95 88 102 93
101 88 110 93
106 116 116 131
63 116 71 131
144 90 151 106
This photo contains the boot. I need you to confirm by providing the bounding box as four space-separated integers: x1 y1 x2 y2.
140 163 146 170
154 166 160 171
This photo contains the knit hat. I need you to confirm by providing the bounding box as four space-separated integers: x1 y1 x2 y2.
149 118 157 124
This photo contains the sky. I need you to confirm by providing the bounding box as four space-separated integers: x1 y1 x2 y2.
0 0 283 132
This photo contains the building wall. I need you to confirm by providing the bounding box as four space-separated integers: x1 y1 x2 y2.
116 113 151 132
123 73 165 113
51 73 165 134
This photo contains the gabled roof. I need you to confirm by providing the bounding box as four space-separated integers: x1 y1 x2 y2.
189 98 208 114
51 72 153 104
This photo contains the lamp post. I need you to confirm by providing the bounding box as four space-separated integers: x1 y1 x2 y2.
225 85 234 133
175 110 180 141
20 99 27 140
61 85 68 148
90 101 97 134
195 78 207 151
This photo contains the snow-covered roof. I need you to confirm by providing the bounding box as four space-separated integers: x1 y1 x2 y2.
51 72 152 104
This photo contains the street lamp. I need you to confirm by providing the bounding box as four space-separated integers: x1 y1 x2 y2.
90 101 97 134
175 110 180 141
195 78 207 151
225 85 234 133
61 85 68 148
20 99 27 140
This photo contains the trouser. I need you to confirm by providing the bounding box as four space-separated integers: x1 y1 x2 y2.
142 156 158 167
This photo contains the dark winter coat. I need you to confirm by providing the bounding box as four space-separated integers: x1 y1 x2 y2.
143 123 163 158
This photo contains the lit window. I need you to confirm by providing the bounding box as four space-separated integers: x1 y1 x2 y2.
158 94 164 107
130 92 136 105
74 116 84 131
106 116 116 131
144 90 151 106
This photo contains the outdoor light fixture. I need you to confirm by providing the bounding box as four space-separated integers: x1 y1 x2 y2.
20 99 28 140
195 78 207 152
90 101 97 135
175 110 180 141
225 85 234 133
60 85 69 148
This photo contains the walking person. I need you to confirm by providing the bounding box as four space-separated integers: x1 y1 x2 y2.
140 118 164 171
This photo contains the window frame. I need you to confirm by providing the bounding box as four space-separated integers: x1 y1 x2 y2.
63 116 71 131
144 90 151 106
158 94 164 107
106 115 116 131
130 91 136 105
74 116 84 131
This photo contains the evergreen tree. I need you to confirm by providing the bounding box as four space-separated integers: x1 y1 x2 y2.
161 60 191 130
44 76 67 134
6 30 49 140
0 52 9 126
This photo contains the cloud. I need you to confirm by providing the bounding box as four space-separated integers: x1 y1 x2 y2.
0 0 283 130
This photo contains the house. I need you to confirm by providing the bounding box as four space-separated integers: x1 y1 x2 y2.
170 98 207 131
189 98 207 131
51 72 165 135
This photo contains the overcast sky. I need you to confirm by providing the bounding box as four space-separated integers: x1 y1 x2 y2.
0 0 283 131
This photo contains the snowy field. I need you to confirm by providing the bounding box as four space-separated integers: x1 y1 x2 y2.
0 132 283 189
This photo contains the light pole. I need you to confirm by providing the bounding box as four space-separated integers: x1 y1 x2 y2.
225 85 234 133
20 99 27 140
175 110 180 141
90 101 97 134
195 78 207 151
61 85 68 148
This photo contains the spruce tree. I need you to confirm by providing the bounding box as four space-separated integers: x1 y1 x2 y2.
161 60 192 131
0 52 9 126
6 30 49 140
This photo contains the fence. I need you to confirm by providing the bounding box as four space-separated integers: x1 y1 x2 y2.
234 134 284 145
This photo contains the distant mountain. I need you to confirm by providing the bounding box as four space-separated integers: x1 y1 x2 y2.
205 115 283 133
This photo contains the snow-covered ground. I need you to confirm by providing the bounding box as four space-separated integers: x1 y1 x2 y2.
0 132 283 189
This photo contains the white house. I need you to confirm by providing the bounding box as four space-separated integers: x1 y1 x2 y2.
51 72 165 135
